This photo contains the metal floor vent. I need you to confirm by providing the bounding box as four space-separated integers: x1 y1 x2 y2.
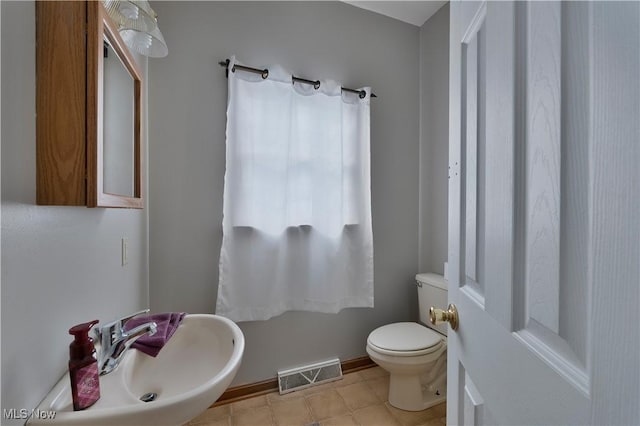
278 358 343 394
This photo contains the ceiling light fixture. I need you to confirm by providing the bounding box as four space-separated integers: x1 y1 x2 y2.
119 24 168 58
102 0 168 58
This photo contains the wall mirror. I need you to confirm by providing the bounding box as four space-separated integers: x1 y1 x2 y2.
89 3 143 208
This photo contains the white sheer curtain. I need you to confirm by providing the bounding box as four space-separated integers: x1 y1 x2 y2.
216 57 374 322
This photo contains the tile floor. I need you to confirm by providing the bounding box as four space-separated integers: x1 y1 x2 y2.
186 367 446 426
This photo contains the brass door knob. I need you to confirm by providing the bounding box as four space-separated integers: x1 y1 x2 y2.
429 304 459 331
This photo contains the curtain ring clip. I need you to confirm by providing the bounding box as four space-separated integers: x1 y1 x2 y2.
314 80 321 90
359 90 366 99
261 69 269 79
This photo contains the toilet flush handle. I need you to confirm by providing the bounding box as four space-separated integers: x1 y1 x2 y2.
429 304 459 331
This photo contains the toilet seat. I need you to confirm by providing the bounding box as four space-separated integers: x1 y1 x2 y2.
367 322 444 357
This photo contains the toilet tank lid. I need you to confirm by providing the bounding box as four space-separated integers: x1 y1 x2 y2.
415 273 447 290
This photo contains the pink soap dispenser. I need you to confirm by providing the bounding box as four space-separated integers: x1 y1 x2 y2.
68 320 101 411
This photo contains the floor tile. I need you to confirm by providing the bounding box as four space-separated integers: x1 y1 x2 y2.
230 395 268 414
267 390 306 404
187 405 231 424
271 396 312 426
187 417 230 426
416 419 444 426
205 370 446 426
359 366 388 380
319 414 359 426
365 375 390 401
336 382 381 411
385 402 437 426
332 371 363 388
231 406 274 426
352 404 401 426
306 389 350 421
302 381 336 396
427 403 446 419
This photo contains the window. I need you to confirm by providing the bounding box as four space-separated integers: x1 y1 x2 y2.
216 57 373 322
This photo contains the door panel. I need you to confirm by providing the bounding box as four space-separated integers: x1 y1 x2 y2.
520 1 562 336
460 364 485 426
462 4 487 305
482 1 515 330
511 1 590 393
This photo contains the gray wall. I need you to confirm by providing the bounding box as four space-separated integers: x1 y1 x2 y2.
1 2 149 421
148 1 420 385
419 3 449 275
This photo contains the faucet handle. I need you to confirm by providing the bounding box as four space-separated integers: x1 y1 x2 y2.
97 309 151 344
118 309 151 327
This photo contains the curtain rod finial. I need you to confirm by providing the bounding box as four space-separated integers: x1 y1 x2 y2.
218 59 231 77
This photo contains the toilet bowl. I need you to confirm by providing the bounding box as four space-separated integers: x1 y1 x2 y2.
366 273 448 411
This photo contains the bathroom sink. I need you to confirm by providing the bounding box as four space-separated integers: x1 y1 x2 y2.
28 314 244 426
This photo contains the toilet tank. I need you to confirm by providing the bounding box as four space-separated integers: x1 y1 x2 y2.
416 273 448 336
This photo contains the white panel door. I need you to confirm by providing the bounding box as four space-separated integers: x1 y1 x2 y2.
447 2 640 425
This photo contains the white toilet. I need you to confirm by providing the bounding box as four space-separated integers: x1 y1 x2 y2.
366 273 448 411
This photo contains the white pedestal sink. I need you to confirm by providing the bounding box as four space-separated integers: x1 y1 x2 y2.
28 314 244 426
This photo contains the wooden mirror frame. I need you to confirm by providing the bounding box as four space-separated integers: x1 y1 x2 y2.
87 2 144 208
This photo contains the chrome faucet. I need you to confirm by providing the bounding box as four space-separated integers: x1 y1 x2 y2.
95 309 157 375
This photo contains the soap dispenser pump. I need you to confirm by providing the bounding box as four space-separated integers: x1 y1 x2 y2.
68 319 100 411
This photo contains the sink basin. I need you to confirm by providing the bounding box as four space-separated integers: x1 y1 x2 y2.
28 314 244 426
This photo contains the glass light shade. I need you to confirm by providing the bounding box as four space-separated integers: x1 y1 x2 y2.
119 26 168 58
103 0 157 33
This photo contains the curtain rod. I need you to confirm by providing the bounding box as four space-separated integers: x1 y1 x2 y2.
218 59 377 99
